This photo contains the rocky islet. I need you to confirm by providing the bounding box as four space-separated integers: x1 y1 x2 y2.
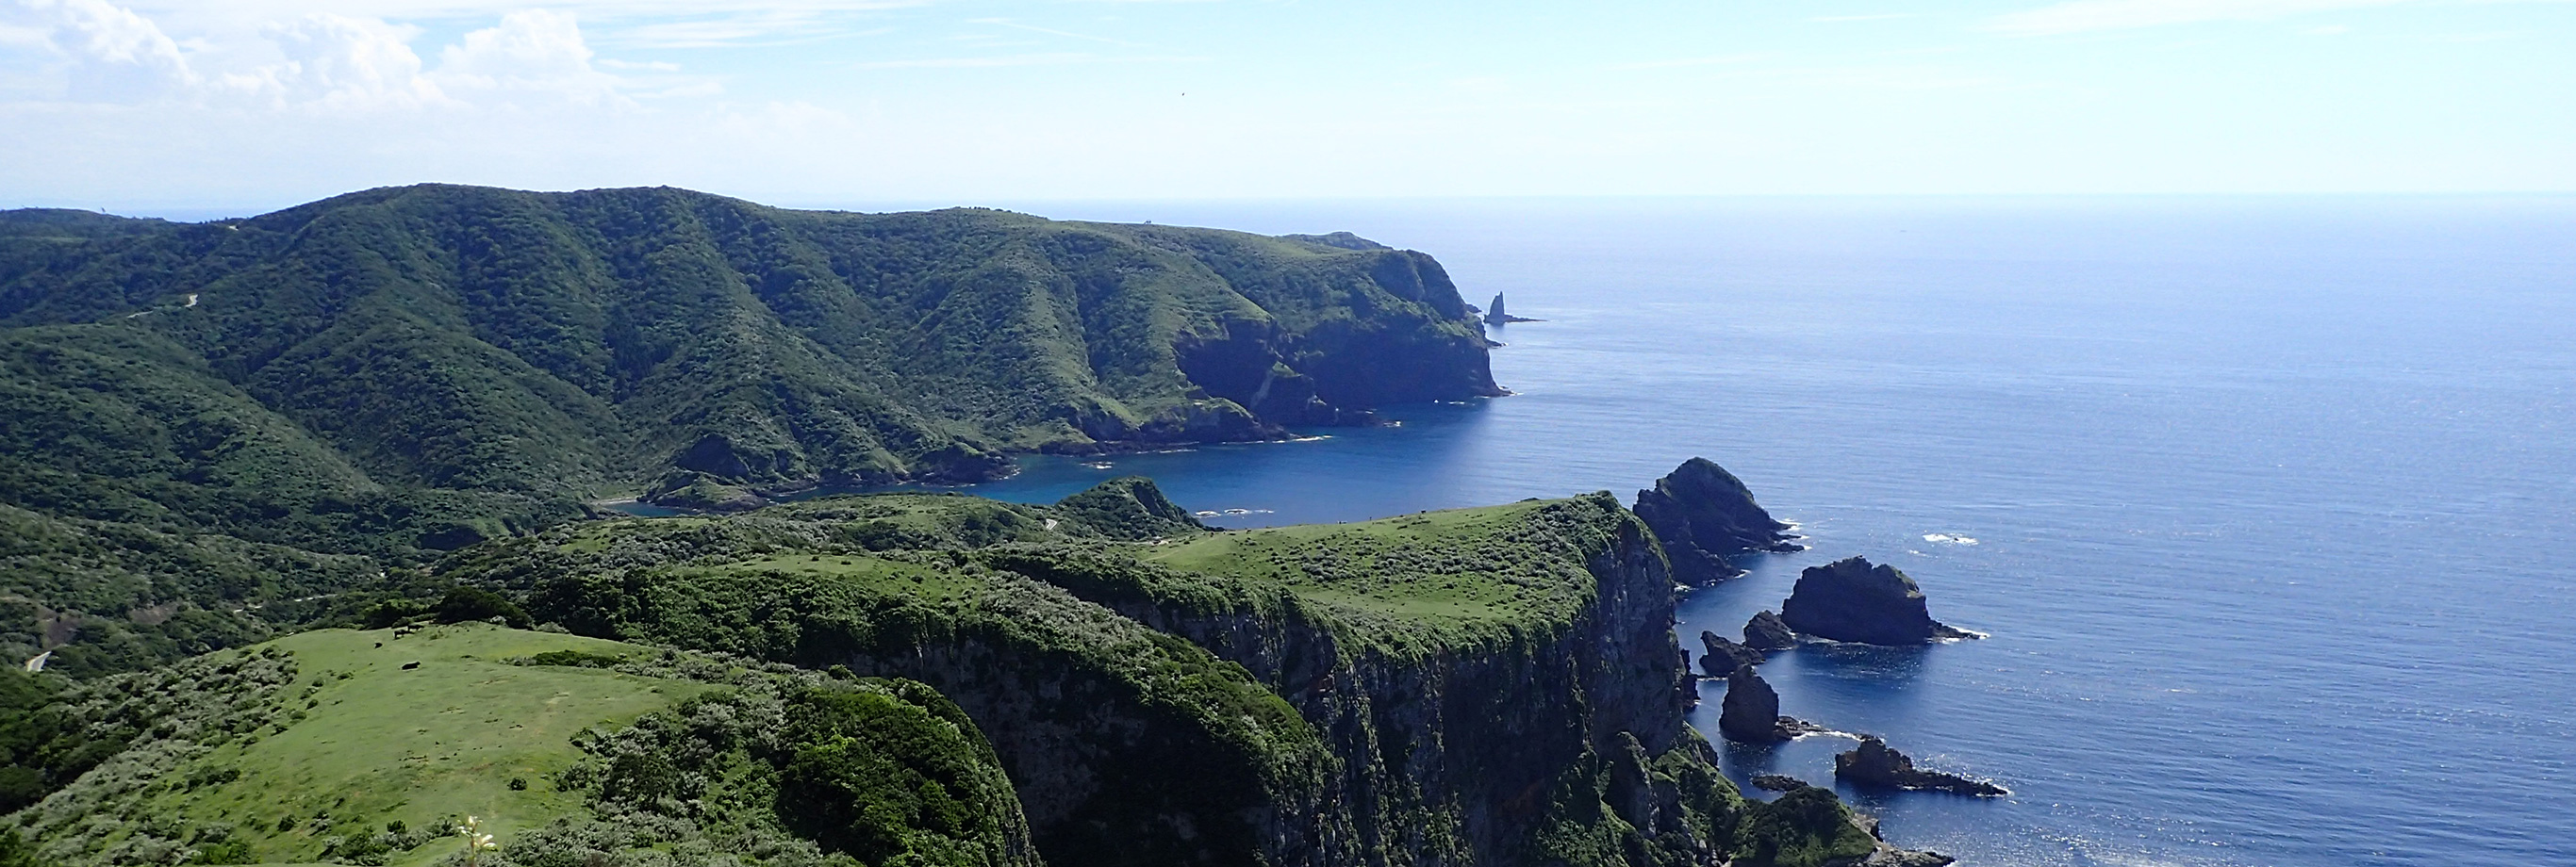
1836 737 2010 797
1633 457 1805 585
1778 556 1974 646
1744 610 1799 650
1699 630 1767 675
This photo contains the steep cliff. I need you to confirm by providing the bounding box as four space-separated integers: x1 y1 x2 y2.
437 482 1888 867
982 496 1701 864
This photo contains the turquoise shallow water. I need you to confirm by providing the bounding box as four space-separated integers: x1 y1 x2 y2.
849 196 2576 866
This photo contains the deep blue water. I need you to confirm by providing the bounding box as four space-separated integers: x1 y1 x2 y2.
850 196 2576 867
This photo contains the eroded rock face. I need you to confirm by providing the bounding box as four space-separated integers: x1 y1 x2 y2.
1743 610 1797 651
1633 458 1804 585
1778 557 1971 646
1834 737 2008 797
1718 664 1809 744
1699 630 1765 676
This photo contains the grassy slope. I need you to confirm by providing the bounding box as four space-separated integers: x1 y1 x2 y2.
1141 498 1610 656
48 624 702 867
198 626 702 866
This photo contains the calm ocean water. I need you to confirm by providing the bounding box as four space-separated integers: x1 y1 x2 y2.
847 196 2576 867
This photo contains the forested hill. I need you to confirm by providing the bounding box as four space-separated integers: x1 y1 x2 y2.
0 186 1499 674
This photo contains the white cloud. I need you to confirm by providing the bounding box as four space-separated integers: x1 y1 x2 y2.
1987 0 2411 35
434 9 620 105
230 13 444 108
6 2 646 109
16 0 196 101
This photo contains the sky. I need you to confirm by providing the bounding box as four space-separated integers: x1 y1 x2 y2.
2 0 2571 213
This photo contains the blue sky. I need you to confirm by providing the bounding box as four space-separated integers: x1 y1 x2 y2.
3 0 2571 211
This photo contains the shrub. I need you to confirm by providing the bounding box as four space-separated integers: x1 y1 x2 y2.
187 840 254 865
522 649 623 669
434 588 530 629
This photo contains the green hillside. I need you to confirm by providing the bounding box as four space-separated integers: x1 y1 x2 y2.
0 186 1495 502
4 623 1033 867
0 185 1493 674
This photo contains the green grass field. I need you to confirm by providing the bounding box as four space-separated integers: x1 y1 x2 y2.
1144 498 1617 655
132 624 704 866
706 553 992 604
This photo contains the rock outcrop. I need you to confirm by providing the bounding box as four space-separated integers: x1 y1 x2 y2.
1750 774 1808 792
1835 737 2008 797
1852 811 1960 867
1633 458 1803 585
1778 557 1973 646
1717 664 1812 744
1698 630 1765 675
1481 292 1538 324
1743 610 1797 651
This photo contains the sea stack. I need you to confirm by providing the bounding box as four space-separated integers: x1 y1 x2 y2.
1743 610 1797 651
1699 630 1765 675
1718 664 1810 744
1834 737 2008 797
1485 293 1510 324
1634 458 1803 585
1778 556 1972 646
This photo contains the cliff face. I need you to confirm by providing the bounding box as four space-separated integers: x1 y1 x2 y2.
519 557 1348 867
469 483 1885 867
1010 496 1724 866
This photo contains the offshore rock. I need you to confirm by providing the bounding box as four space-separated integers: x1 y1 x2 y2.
1743 610 1798 651
1481 292 1539 324
1861 849 1960 867
1634 457 1804 585
1718 664 1812 744
1699 630 1766 675
1779 557 1973 646
1835 737 2009 797
1750 774 1808 793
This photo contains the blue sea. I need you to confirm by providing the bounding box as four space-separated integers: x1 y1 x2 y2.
850 196 2576 867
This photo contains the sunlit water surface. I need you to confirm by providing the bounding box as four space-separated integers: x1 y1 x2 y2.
837 196 2576 867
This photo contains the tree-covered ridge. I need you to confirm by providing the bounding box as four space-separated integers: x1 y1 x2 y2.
0 186 1494 674
0 185 1495 504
